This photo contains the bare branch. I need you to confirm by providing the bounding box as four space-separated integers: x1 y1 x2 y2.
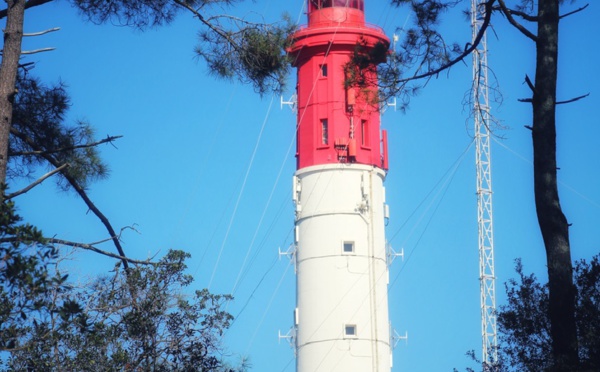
556 93 590 105
10 127 131 270
87 225 139 246
9 135 122 156
394 0 495 84
20 47 56 55
23 27 60 37
18 61 35 70
492 5 537 22
524 74 536 93
0 0 54 20
5 163 68 199
560 4 589 20
172 0 242 54
47 238 156 266
497 0 538 42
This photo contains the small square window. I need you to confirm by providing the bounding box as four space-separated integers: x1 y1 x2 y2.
345 324 357 337
343 241 354 253
320 64 328 77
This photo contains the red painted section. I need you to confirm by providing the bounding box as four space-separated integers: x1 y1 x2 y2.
381 129 389 170
289 2 389 170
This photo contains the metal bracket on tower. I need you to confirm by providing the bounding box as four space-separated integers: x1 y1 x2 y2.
380 33 400 114
278 328 297 354
279 244 297 272
380 96 397 113
387 244 404 267
280 93 297 113
392 329 408 348
278 244 296 261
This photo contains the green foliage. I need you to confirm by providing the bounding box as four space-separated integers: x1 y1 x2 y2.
499 256 600 371
0 194 75 352
72 0 183 29
574 256 600 369
72 0 295 95
196 14 296 95
358 0 488 112
239 23 293 92
2 248 238 371
344 38 389 90
497 259 553 371
459 256 600 372
9 73 108 189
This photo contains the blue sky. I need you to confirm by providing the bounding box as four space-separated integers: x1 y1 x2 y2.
9 0 600 371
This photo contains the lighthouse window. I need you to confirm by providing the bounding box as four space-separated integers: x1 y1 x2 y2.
310 0 363 10
320 64 328 77
361 119 370 147
343 241 355 253
320 119 329 145
344 324 357 337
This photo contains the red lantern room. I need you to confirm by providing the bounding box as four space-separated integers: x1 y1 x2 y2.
289 0 390 170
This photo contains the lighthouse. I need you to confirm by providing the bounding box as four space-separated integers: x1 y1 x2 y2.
289 1 392 371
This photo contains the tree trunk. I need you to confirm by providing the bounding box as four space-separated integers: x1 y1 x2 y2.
532 0 578 369
0 0 26 187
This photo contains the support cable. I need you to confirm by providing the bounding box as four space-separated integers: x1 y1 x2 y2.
208 95 275 289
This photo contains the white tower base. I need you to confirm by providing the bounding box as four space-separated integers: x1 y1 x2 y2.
293 163 391 372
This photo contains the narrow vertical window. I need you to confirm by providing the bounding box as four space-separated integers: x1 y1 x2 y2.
361 120 370 147
321 119 329 145
310 0 318 11
320 64 328 77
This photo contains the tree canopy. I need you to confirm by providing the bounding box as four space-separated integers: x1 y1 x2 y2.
373 1 591 369
2 1 596 370
1 207 241 371
491 256 599 371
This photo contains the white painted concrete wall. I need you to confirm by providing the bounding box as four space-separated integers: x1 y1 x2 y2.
294 163 391 372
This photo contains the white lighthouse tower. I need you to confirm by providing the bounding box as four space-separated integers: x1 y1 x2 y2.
288 1 392 371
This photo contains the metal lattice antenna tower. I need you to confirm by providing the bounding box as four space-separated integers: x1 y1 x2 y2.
471 0 498 366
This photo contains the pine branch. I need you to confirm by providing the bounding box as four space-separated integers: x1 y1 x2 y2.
0 0 54 20
0 47 55 56
172 0 243 54
497 0 538 42
492 5 537 22
19 47 56 55
9 127 131 270
560 4 589 20
396 0 495 84
4 163 67 199
518 74 535 101
524 74 536 93
47 238 157 266
23 27 60 37
0 234 155 265
556 93 590 105
9 135 122 156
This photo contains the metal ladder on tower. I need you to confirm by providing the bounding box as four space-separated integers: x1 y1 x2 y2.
471 0 498 367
